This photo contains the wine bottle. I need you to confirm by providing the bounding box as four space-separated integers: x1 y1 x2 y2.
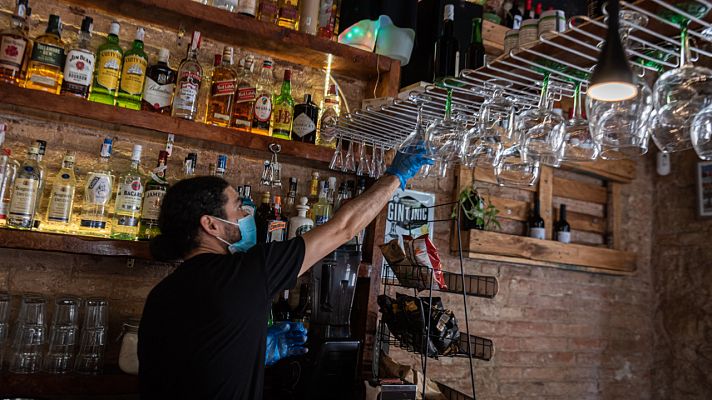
534 2 542 19
511 0 523 29
273 290 292 321
525 0 534 19
433 4 460 82
528 198 545 239
466 18 486 70
554 204 571 243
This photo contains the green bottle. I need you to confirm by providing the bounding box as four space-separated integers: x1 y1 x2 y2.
89 21 122 105
270 69 294 140
116 27 148 110
138 150 169 240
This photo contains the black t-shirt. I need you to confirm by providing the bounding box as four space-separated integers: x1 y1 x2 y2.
138 237 306 400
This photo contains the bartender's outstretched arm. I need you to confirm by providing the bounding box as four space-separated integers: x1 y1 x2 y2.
299 148 433 276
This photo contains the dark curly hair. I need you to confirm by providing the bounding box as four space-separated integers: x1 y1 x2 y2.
149 176 230 261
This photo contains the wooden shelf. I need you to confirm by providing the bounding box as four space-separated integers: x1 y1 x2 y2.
0 83 336 165
0 227 151 259
483 20 507 56
0 366 139 396
61 0 397 82
456 229 636 275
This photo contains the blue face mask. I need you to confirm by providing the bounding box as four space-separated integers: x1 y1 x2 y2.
212 214 257 253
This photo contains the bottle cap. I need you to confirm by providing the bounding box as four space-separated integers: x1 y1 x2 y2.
328 176 337 188
217 154 227 171
296 196 310 211
80 16 93 33
312 171 319 178
158 150 169 162
109 21 120 36
101 138 113 157
213 54 222 67
47 14 62 34
34 140 47 156
158 48 170 63
263 59 273 68
283 69 291 81
135 27 145 42
64 152 76 164
223 46 234 64
28 146 39 155
443 4 454 21
304 94 311 103
131 144 142 162
190 31 202 50
187 152 198 163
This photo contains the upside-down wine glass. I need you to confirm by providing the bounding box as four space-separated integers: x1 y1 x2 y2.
517 73 565 166
558 81 599 161
426 88 466 178
329 134 344 171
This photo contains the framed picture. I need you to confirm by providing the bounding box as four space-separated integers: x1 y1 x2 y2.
697 161 712 217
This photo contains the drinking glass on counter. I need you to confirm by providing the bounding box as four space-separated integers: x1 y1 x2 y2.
0 292 10 367
10 293 47 374
75 297 108 375
44 296 80 374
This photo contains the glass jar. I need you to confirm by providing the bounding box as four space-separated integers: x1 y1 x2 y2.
118 318 140 375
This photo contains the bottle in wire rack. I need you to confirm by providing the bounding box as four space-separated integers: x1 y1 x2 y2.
206 47 237 128
6 145 41 229
554 204 571 243
42 152 77 234
24 14 65 94
61 16 95 98
231 56 256 131
433 4 459 82
270 69 294 140
0 0 31 85
0 124 19 226
466 18 486 70
251 60 275 136
117 28 148 110
89 21 122 105
528 198 545 240
138 151 169 240
78 138 115 237
172 31 203 121
142 48 176 114
111 145 144 240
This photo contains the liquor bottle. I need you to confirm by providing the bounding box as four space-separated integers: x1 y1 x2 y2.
433 4 459 82
111 145 144 240
312 181 332 226
277 0 300 30
316 84 340 148
243 185 255 211
587 0 603 19
288 196 313 239
525 0 534 19
308 171 319 204
299 0 320 35
334 181 347 211
284 177 297 217
141 48 176 113
271 69 294 140
172 31 203 121
24 14 65 94
138 150 169 240
238 0 257 16
251 60 275 136
183 153 197 178
257 0 279 24
213 154 227 177
528 198 545 240
42 152 77 233
356 176 365 196
0 124 18 226
0 0 31 85
231 56 256 131
554 204 571 243
206 47 237 127
255 191 271 242
466 18 486 70
78 138 115 237
317 0 340 40
6 145 41 229
273 290 292 321
327 176 337 206
268 195 287 242
32 139 47 229
89 21 122 105
292 94 318 143
117 28 148 110
511 0 523 29
502 1 513 28
534 2 542 19
212 0 238 12
61 16 95 98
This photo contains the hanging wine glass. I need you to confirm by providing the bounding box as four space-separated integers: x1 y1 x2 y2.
356 141 372 176
465 80 515 168
691 104 712 159
652 5 712 153
425 88 466 177
557 81 599 161
398 93 436 157
329 134 344 171
378 145 386 178
342 139 356 173
517 73 565 166
369 143 378 178
494 144 541 187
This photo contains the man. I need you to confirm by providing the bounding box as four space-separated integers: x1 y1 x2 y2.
138 149 431 399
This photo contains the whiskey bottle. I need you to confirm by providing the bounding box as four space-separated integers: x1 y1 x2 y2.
255 191 271 242
0 0 30 85
117 28 148 110
231 56 256 131
299 0 320 35
138 150 169 240
257 0 279 24
284 176 297 216
89 21 123 105
111 144 144 240
0 124 19 226
251 60 275 136
206 47 237 127
317 0 340 40
212 0 238 12
277 0 300 30
316 84 340 148
292 94 318 144
6 145 41 229
172 31 203 121
182 152 197 179
212 154 227 177
78 138 115 237
24 14 65 94
142 48 176 114
238 0 257 16
271 69 294 140
61 16 95 98
43 152 77 233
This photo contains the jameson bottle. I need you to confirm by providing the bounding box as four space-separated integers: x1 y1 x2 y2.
138 150 169 240
172 31 203 120
61 16 95 98
292 94 319 144
112 144 144 240
89 21 123 105
271 69 294 140
117 28 148 110
78 138 115 237
6 146 41 229
25 14 65 94
251 60 275 136
141 48 176 114
206 47 237 127
0 0 31 85
43 152 77 233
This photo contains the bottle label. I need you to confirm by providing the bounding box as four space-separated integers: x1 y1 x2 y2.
237 87 256 102
513 15 522 29
279 6 298 20
292 112 316 137
529 227 545 240
238 0 257 14
96 49 122 91
259 1 278 15
315 214 329 226
84 173 113 205
115 179 143 213
174 81 199 111
64 49 95 86
141 189 166 221
295 223 312 237
0 36 27 72
120 54 148 95
272 104 292 131
8 177 38 218
47 181 75 222
116 215 139 227
143 76 175 110
211 79 237 96
253 94 272 122
556 231 571 244
318 0 335 28
30 42 65 68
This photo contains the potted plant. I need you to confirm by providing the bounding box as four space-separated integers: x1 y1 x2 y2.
453 184 501 231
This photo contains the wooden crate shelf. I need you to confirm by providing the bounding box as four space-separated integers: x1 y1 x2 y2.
0 228 151 259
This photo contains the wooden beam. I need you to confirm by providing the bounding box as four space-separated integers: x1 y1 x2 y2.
0 229 151 259
538 166 554 240
553 176 608 204
463 252 634 276
562 159 636 183
609 183 623 250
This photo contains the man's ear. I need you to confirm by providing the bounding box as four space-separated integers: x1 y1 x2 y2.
199 215 221 236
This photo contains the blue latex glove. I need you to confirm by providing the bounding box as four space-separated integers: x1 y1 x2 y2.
385 145 435 189
265 321 308 366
